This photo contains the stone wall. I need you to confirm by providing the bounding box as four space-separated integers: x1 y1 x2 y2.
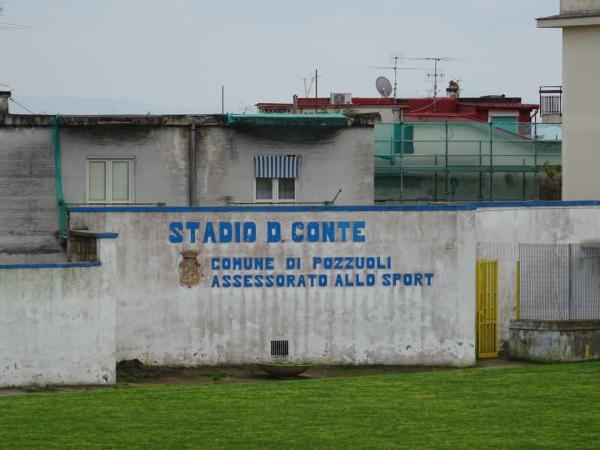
510 320 600 362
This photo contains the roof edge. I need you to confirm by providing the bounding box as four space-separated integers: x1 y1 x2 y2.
537 11 600 27
0 114 227 127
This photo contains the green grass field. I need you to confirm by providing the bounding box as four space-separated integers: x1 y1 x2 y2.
1 362 599 449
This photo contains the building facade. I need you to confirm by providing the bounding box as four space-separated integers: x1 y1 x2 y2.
538 0 600 200
0 98 373 261
258 90 562 203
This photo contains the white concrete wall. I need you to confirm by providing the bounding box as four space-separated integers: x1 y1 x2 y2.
73 209 477 367
1 204 591 377
61 127 190 206
562 25 600 200
475 205 600 244
197 127 373 205
59 125 374 206
0 239 117 387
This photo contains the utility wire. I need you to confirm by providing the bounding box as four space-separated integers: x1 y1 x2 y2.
9 97 38 114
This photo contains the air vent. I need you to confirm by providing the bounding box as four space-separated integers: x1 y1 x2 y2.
271 340 289 357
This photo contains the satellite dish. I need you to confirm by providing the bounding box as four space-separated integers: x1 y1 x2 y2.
376 76 393 98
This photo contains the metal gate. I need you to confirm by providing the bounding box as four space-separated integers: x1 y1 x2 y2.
476 260 498 358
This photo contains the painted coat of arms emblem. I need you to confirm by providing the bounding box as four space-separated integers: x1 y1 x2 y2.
179 250 202 288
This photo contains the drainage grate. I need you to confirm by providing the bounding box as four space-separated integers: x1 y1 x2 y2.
270 340 289 357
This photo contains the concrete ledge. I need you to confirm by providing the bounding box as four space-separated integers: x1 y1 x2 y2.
67 200 600 214
510 319 600 363
537 13 600 28
511 320 600 332
0 262 101 270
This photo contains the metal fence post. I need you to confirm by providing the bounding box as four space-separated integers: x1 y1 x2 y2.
489 123 493 200
534 135 539 199
568 243 573 319
445 123 449 199
479 141 483 201
434 154 438 201
400 125 404 202
522 159 526 200
516 260 521 320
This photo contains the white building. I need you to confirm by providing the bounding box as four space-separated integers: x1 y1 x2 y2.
538 0 600 200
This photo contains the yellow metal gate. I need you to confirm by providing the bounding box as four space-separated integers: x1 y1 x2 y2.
476 260 498 358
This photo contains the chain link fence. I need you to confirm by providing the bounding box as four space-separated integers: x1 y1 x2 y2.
520 243 600 320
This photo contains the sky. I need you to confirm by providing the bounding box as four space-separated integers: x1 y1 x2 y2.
0 0 561 114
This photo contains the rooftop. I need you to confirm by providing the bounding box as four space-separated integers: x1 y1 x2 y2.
538 2 600 28
0 113 226 127
257 95 538 123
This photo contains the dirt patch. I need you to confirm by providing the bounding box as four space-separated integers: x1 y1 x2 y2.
115 358 538 386
0 389 26 397
115 362 476 386
0 359 538 396
117 363 273 385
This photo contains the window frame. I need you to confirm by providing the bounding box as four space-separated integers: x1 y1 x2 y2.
85 157 135 204
253 177 299 203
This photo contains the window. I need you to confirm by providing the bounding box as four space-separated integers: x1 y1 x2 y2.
254 155 299 203
491 116 518 134
86 158 134 203
255 177 297 202
489 112 519 134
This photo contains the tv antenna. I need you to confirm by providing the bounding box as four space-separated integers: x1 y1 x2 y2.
299 71 322 97
236 98 252 114
406 56 460 105
367 55 422 99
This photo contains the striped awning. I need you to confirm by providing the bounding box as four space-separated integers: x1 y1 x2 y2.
254 155 299 178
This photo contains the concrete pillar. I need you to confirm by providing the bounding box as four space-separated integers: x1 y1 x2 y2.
0 91 10 115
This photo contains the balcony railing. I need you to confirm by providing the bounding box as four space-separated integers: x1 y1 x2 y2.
539 86 562 117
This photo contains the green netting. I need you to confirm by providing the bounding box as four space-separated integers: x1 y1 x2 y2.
52 114 67 237
374 122 562 202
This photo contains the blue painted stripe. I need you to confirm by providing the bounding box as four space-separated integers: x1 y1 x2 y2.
472 200 600 208
69 205 478 213
67 200 600 213
0 262 102 270
94 233 119 239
